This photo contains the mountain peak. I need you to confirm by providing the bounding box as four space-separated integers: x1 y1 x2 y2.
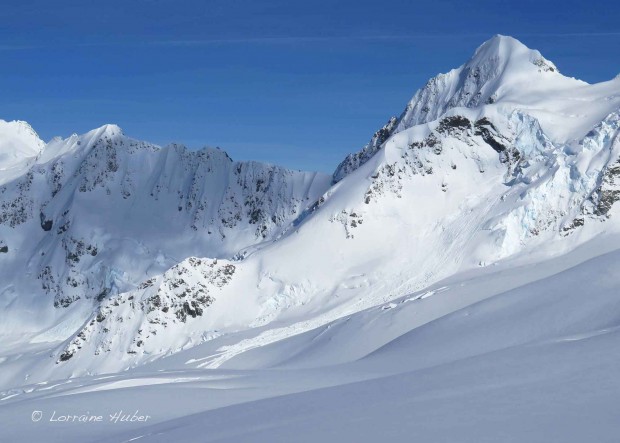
389 35 563 132
0 119 44 170
332 35 605 183
468 34 558 74
474 34 528 56
95 123 124 137
37 123 136 164
80 123 124 143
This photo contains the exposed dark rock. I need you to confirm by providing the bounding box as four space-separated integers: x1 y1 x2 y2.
40 212 53 231
561 217 585 235
474 118 521 166
54 297 76 308
96 288 110 302
595 190 620 216
592 161 620 217
436 116 472 134
176 301 204 322
138 278 156 290
58 351 74 362
474 118 506 153
532 58 557 73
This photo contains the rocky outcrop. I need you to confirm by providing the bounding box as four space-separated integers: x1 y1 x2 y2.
56 257 238 363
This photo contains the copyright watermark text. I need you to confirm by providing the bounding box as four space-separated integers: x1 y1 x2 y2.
31 410 151 424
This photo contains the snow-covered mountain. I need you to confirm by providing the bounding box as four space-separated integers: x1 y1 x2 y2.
0 124 330 342
1 35 620 385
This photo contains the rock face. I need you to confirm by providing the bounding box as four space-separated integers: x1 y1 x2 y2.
584 113 620 217
3 35 620 379
58 257 237 363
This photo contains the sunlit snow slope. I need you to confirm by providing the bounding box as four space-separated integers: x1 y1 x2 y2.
1 232 620 443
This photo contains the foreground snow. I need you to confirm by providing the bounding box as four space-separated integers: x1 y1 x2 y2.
1 233 620 442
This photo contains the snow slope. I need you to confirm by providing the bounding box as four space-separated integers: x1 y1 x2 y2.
1 232 620 442
0 120 44 183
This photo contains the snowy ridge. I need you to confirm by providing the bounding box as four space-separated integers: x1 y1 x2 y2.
0 123 330 337
332 116 398 183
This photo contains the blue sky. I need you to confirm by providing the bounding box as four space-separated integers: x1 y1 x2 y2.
1 0 619 172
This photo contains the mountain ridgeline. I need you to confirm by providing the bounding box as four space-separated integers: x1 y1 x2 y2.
0 123 329 320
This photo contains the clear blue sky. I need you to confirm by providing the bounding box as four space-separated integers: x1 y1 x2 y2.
1 0 619 172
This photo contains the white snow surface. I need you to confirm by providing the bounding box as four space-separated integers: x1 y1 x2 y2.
2 234 620 442
0 120 44 182
1 35 620 442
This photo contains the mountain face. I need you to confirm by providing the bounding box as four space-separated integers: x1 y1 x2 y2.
1 35 620 381
334 35 614 182
0 124 330 339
